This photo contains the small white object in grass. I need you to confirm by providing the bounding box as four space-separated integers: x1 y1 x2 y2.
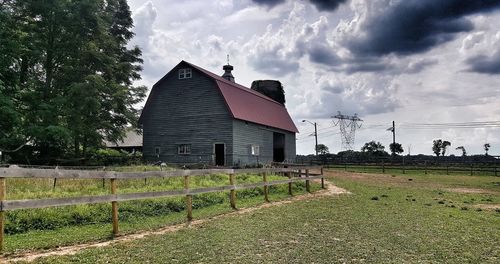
160 162 167 171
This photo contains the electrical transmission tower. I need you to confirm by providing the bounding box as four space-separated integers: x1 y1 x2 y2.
332 111 363 150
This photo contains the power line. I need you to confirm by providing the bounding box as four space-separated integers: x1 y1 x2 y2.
400 121 500 129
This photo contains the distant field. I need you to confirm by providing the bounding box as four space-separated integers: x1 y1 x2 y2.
20 169 499 263
3 166 319 254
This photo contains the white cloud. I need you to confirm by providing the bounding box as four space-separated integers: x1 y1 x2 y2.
128 0 500 156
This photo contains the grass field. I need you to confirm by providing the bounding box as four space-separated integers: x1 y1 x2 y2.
3 167 320 254
13 169 499 263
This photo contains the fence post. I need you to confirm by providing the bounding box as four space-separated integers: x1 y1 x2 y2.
470 164 473 176
110 178 119 236
382 161 385 174
424 161 427 175
229 173 236 209
495 167 498 177
305 169 311 193
402 157 405 174
263 172 269 202
287 171 293 195
320 167 325 189
446 164 449 175
184 175 193 221
0 177 6 252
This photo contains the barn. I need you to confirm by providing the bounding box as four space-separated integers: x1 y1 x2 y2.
138 60 297 166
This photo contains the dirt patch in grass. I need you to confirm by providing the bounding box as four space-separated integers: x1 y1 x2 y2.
326 170 500 194
472 204 500 210
326 170 418 185
445 188 498 194
5 181 349 263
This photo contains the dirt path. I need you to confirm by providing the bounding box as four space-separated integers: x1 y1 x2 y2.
4 181 349 263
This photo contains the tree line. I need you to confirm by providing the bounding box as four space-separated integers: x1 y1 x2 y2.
312 140 492 158
0 0 145 164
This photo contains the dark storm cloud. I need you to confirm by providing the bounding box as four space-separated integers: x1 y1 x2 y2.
309 0 348 11
308 45 341 66
251 0 348 11
247 46 300 76
251 0 286 8
466 52 500 74
307 44 392 73
348 0 500 56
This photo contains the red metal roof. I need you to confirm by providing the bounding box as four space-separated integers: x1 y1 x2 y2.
185 61 298 133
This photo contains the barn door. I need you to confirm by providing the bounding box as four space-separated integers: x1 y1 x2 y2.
214 144 225 166
273 132 285 162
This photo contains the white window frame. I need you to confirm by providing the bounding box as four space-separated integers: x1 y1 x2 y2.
155 147 160 156
251 145 260 156
178 68 192 79
178 144 191 155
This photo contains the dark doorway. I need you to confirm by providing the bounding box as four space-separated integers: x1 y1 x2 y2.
273 132 285 162
214 144 225 166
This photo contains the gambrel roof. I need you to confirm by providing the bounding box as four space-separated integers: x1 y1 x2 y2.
139 61 298 133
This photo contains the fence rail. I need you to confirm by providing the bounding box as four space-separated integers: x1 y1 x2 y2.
327 163 498 176
0 165 324 252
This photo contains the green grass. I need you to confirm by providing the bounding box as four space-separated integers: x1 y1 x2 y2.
3 168 320 254
25 169 499 263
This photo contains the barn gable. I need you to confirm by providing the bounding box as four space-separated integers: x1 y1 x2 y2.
139 61 298 133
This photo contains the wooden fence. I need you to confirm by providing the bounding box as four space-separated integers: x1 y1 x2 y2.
327 163 499 176
0 165 324 251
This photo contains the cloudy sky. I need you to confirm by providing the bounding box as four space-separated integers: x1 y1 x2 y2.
128 0 500 156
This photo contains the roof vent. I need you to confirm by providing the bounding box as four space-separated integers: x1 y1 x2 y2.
222 55 235 82
222 64 234 82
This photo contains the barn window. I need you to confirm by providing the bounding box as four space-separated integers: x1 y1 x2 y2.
251 145 260 156
178 68 192 79
178 144 191 155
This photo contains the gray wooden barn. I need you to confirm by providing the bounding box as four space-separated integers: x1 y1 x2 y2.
138 61 298 166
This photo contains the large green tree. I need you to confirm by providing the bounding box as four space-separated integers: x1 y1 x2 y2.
316 144 329 155
389 142 404 155
361 141 388 156
0 1 31 158
432 139 442 156
0 0 146 163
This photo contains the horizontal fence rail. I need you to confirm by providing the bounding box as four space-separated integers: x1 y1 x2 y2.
0 166 322 179
327 163 498 176
0 165 324 252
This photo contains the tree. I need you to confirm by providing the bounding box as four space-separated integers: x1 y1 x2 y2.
456 146 466 156
484 143 490 156
316 144 329 155
432 139 442 156
0 1 29 157
361 141 388 156
441 141 451 156
389 142 404 155
0 0 146 163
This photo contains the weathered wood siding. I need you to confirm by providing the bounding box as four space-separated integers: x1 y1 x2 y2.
232 119 296 165
141 64 233 165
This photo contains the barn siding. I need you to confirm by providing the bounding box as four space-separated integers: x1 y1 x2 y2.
141 65 233 165
232 119 296 166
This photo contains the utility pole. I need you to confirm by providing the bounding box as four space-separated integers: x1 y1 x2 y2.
387 121 396 155
314 122 318 156
392 120 396 148
302 120 318 155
